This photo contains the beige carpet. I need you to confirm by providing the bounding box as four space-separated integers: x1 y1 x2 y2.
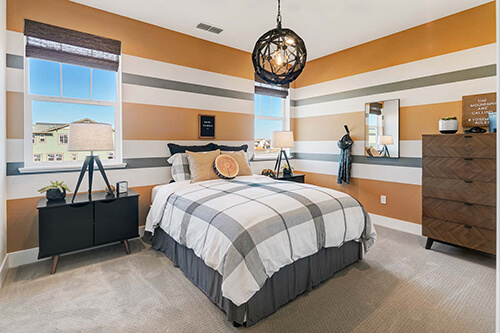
0 226 494 333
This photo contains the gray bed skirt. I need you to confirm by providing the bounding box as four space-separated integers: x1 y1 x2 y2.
152 228 362 327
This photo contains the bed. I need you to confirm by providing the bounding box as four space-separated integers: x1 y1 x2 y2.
146 175 376 326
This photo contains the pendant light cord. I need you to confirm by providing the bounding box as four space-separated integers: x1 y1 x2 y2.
276 0 282 28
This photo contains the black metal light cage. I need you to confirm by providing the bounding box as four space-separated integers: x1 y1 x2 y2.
252 0 307 86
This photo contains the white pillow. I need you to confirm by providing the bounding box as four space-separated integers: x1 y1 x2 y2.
167 153 190 182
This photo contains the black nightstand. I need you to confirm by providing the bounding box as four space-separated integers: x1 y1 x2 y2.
275 174 305 183
37 189 139 274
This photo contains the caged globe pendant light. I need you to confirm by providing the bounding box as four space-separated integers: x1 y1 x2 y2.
252 0 307 86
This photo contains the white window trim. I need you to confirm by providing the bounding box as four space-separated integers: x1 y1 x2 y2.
22 36 125 173
253 94 291 160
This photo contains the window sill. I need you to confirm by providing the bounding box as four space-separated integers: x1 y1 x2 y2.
18 162 127 174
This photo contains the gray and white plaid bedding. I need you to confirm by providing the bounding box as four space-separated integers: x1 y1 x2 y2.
146 175 376 306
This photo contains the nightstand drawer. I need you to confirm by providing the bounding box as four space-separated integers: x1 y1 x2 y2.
94 196 139 245
276 174 305 183
38 202 93 258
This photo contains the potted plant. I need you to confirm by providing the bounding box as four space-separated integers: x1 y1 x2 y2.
281 163 294 176
439 116 458 134
38 181 71 201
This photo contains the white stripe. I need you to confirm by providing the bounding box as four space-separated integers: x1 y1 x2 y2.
122 54 254 94
293 43 496 100
292 159 422 185
370 213 421 235
7 30 23 56
292 140 422 158
122 83 254 114
123 140 254 158
292 76 496 118
6 139 23 162
7 166 171 200
6 67 23 92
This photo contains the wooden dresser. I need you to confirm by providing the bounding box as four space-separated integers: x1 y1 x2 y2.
422 133 496 254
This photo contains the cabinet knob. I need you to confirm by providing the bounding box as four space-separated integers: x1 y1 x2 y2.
464 202 473 206
464 180 473 184
464 158 474 161
464 224 472 229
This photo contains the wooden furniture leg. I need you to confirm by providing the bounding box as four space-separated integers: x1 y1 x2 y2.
123 240 130 254
425 238 434 250
51 255 60 274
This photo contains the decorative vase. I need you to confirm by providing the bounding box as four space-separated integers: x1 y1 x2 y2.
439 119 458 134
46 188 66 201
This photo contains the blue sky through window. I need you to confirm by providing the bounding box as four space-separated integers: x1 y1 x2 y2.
33 101 115 127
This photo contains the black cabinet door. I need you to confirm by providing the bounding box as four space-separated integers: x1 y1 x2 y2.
38 202 94 258
94 196 139 245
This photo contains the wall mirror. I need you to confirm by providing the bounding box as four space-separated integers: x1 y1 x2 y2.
364 99 400 158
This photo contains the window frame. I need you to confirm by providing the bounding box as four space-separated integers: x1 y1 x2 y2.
21 38 125 173
58 134 68 145
253 93 291 160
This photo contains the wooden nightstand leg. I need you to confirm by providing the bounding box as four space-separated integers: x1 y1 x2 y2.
123 240 130 254
425 238 434 250
51 255 60 274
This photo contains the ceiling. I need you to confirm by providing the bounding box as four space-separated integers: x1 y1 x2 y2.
70 0 492 60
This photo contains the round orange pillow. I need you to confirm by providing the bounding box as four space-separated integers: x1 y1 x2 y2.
213 155 240 179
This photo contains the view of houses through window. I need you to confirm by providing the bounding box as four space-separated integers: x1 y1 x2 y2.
28 58 118 164
254 94 284 157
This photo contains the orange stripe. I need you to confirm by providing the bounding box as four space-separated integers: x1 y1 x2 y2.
7 91 23 139
293 2 496 88
7 0 253 80
123 102 254 141
6 185 155 253
297 171 422 224
291 112 365 141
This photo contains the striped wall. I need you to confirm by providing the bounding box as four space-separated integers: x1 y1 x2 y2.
290 1 497 225
4 0 276 253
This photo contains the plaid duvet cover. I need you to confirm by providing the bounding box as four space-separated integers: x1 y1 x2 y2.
146 175 376 306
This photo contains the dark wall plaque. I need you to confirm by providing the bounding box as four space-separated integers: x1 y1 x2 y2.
462 93 497 127
199 114 215 139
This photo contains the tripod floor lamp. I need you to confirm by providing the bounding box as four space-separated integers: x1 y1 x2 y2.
68 122 114 202
272 131 294 177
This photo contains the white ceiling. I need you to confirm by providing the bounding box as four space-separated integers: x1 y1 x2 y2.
70 0 492 60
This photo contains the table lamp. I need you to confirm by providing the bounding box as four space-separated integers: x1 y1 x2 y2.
271 131 294 177
68 122 114 202
377 135 394 157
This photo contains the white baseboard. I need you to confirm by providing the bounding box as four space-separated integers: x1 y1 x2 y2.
0 225 146 287
369 213 421 235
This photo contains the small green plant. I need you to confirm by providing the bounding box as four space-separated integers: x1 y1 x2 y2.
281 164 294 171
38 181 71 194
441 116 457 121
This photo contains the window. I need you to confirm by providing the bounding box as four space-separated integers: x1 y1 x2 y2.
254 94 286 158
107 152 114 160
33 154 41 163
23 20 122 171
32 134 36 144
58 134 68 145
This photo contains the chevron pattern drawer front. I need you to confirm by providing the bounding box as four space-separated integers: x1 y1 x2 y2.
422 133 496 254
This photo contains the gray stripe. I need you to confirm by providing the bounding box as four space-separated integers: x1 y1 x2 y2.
292 64 496 107
122 73 254 101
293 152 422 167
6 54 23 69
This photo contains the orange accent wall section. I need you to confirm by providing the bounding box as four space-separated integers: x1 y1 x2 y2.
123 103 254 141
7 0 253 80
292 112 365 141
293 2 496 88
298 172 422 224
7 185 155 253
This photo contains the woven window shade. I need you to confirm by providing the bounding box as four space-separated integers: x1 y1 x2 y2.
24 20 121 71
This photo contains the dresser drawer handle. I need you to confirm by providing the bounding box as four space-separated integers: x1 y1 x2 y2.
464 180 473 184
464 224 472 229
464 135 472 138
464 202 473 206
464 158 474 161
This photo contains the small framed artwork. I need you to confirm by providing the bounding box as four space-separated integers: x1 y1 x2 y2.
199 114 215 139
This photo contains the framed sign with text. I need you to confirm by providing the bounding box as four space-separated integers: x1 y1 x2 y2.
462 93 496 127
199 114 215 139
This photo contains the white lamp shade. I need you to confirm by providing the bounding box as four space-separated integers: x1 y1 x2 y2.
67 123 114 151
377 135 394 145
271 131 294 148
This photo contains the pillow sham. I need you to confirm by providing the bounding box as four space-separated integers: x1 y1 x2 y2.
221 150 252 176
214 144 248 152
186 149 221 183
167 153 191 182
167 143 217 155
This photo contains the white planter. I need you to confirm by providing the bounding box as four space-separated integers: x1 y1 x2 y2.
439 119 458 134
